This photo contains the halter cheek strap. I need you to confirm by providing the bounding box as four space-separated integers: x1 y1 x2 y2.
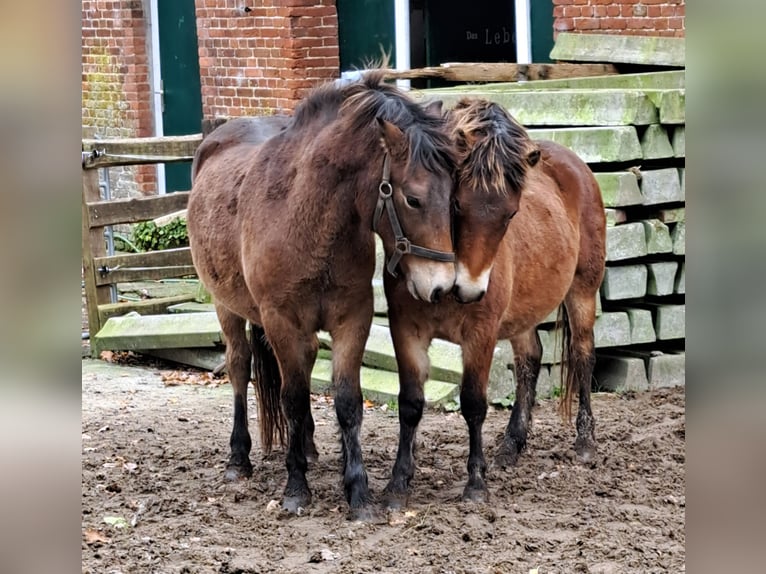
372 153 455 277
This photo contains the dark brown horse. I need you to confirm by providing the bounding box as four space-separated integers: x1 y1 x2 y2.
187 72 458 519
382 98 606 507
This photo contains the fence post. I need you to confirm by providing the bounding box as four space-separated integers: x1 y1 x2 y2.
82 167 111 343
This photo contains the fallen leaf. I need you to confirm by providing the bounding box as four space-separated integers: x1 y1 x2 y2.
363 399 374 409
103 516 129 529
83 529 111 545
99 350 115 362
265 499 280 512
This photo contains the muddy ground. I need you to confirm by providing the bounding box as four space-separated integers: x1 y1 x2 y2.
81 357 685 573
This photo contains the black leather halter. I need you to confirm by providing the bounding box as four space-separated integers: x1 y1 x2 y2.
372 153 456 277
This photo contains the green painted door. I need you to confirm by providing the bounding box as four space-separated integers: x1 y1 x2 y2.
158 0 202 193
337 0 395 71
531 0 555 63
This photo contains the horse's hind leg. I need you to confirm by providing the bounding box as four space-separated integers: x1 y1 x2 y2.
563 287 599 463
217 304 253 480
496 329 542 468
260 310 318 514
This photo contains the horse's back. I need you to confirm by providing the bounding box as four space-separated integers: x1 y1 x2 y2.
191 116 291 182
536 140 606 287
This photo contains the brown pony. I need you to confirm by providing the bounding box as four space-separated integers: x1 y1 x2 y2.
382 98 606 507
187 72 458 519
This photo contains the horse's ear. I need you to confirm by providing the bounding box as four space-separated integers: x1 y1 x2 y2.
526 147 541 167
376 117 407 158
424 99 443 116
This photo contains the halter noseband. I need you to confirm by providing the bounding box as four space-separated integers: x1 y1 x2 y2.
372 153 455 277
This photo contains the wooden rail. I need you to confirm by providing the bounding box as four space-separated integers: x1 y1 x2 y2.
82 135 202 340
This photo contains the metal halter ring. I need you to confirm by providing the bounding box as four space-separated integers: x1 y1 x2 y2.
378 181 392 198
395 238 411 254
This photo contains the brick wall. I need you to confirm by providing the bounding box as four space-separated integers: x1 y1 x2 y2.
195 0 340 119
553 0 685 37
81 0 155 196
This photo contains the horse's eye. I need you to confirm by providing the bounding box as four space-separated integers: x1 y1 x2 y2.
453 199 462 214
405 196 421 208
505 210 518 224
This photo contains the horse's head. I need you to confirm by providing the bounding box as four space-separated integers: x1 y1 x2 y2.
448 99 540 303
346 77 457 303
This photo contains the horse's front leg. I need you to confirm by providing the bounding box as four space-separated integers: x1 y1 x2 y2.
382 316 431 510
496 329 542 468
460 337 495 503
261 310 318 514
329 307 376 520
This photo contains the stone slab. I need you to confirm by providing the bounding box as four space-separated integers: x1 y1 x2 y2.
488 340 515 405
652 89 686 124
93 311 223 354
594 171 644 207
647 261 679 296
528 126 643 163
144 347 225 371
648 352 685 388
594 353 649 392
674 262 685 294
642 219 674 254
319 324 464 384
623 307 656 344
310 358 459 408
550 32 685 67
594 311 632 348
672 125 685 157
652 304 686 340
606 222 647 261
435 89 659 126
601 265 647 300
656 207 685 224
640 168 683 205
640 124 674 160
671 221 685 255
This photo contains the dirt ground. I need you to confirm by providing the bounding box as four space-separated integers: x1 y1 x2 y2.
81 357 685 573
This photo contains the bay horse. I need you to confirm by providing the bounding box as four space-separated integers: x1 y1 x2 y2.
382 98 606 507
187 71 458 519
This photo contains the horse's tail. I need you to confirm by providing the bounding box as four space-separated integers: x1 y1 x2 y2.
556 304 577 423
250 323 286 454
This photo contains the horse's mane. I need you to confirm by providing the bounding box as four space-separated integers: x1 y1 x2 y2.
292 70 456 174
450 98 535 195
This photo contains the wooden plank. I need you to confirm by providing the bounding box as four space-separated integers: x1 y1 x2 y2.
94 248 194 285
550 33 685 67
95 265 197 286
87 192 190 227
417 89 659 127
82 169 111 338
82 134 202 168
384 62 618 83
98 294 198 323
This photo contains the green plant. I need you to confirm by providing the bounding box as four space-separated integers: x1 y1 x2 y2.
132 218 189 251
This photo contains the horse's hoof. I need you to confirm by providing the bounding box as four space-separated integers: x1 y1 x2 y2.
381 490 409 511
494 445 521 469
282 493 311 515
348 504 386 523
224 464 252 482
461 484 490 504
575 439 597 464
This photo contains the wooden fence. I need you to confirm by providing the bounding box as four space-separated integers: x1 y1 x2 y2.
81 134 202 338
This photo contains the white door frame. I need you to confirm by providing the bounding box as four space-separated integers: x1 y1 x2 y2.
149 0 166 194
